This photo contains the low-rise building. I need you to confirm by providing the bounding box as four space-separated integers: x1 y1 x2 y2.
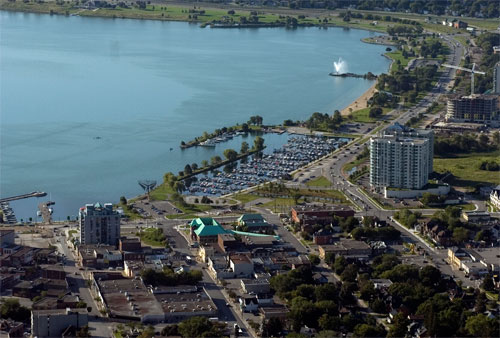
152 286 217 323
240 278 270 294
93 272 164 323
190 218 227 245
461 211 491 223
237 214 273 234
230 254 254 278
318 240 372 260
291 205 355 230
313 229 335 245
31 308 88 338
239 296 258 313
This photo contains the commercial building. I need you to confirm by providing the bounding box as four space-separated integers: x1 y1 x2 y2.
31 308 88 338
189 218 227 244
318 240 372 260
79 203 120 246
494 62 500 94
370 135 431 190
446 95 499 125
237 214 273 234
0 230 15 248
290 205 355 232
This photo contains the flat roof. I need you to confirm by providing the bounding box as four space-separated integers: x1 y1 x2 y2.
97 277 163 319
155 289 216 314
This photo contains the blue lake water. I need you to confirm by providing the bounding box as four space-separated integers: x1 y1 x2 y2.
0 11 390 220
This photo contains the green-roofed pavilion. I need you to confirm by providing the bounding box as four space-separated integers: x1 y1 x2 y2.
190 217 221 227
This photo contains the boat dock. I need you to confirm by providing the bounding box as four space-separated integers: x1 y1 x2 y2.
0 202 17 224
38 201 54 224
0 191 47 203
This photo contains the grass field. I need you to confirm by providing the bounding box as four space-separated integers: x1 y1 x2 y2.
386 50 413 72
434 151 500 190
232 193 261 204
305 176 332 187
349 107 392 123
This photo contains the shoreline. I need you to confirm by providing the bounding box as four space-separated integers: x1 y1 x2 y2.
340 82 378 116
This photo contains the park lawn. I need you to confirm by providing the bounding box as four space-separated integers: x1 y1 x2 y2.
349 107 392 123
261 197 300 213
232 193 261 204
305 176 332 187
434 151 500 189
386 50 412 72
486 291 499 301
149 184 175 201
139 228 166 247
343 156 369 172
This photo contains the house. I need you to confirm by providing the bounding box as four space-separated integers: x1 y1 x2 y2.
313 229 334 245
371 279 393 290
421 221 453 247
239 296 258 313
230 254 254 278
453 20 468 29
0 319 24 338
237 214 273 234
461 211 491 223
256 293 274 306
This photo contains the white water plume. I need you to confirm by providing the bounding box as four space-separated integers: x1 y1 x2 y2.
333 57 348 74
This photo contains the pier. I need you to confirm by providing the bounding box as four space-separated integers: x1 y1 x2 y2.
38 201 54 224
0 191 47 203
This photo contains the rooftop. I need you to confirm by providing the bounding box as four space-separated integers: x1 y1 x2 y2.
190 217 220 228
154 289 217 315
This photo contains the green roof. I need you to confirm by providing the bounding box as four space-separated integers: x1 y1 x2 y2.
237 214 264 223
190 217 220 227
194 224 227 237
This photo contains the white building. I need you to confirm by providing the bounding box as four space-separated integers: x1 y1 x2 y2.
490 185 500 209
79 203 120 246
370 134 431 190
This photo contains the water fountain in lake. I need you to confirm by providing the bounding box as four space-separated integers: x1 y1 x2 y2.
333 57 348 74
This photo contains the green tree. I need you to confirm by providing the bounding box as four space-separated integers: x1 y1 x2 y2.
253 136 265 151
178 317 212 338
452 227 469 243
201 160 209 168
308 254 320 266
223 149 238 161
353 324 385 337
388 313 409 338
119 196 127 205
184 164 192 176
0 299 30 321
240 141 249 154
263 317 283 337
465 314 499 338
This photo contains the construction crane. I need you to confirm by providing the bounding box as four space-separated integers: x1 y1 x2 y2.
443 63 485 95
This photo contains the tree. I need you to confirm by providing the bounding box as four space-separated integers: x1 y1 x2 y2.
76 325 91 337
334 256 347 274
452 227 469 243
315 283 338 302
369 106 383 118
288 296 320 331
388 313 409 338
223 149 238 161
308 254 320 266
370 298 387 313
465 314 499 338
253 136 265 151
332 110 342 126
137 325 155 338
0 299 30 321
263 317 283 337
184 164 192 176
201 160 209 168
119 196 127 205
340 264 358 282
241 123 249 133
178 317 212 338
240 141 249 154
191 163 198 171
481 274 495 291
353 324 385 337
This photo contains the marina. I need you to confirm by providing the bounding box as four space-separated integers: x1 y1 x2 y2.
185 134 349 196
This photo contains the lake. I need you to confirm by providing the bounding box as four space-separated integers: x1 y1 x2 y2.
0 11 390 220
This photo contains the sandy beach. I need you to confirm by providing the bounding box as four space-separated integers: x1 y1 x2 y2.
340 82 377 116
